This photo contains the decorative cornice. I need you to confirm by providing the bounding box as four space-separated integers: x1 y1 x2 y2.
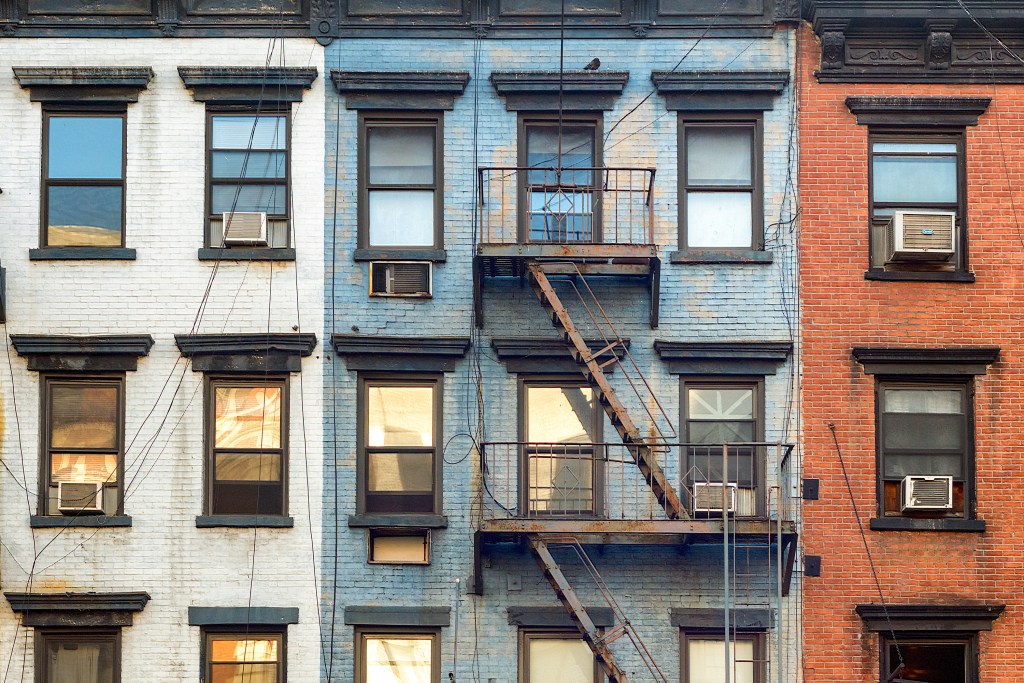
11 334 154 372
344 605 451 627
671 607 773 630
6 592 150 627
651 70 789 111
188 606 299 626
490 70 629 111
845 96 991 126
508 606 615 628
654 341 793 375
175 333 317 374
178 66 318 103
490 337 628 374
856 603 1005 632
14 67 153 103
852 347 1000 376
331 70 470 110
332 335 470 372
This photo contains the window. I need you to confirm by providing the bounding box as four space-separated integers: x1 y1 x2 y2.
43 110 126 248
37 630 119 683
207 111 290 248
682 633 764 683
367 528 430 564
521 381 601 516
519 631 597 683
682 382 762 517
868 132 965 271
359 115 443 250
204 631 284 683
877 381 970 518
680 119 762 250
41 376 124 517
358 377 441 515
520 118 600 243
206 378 287 516
356 629 438 683
882 636 973 683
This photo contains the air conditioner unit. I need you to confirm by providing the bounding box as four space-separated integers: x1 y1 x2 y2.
692 483 737 514
369 262 432 297
222 211 268 246
885 210 956 262
57 482 103 514
901 475 953 511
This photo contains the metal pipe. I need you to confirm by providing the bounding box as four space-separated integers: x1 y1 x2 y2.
776 444 783 683
723 442 730 683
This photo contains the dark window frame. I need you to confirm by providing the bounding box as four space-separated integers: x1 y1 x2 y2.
679 115 764 251
36 629 121 683
357 112 445 251
204 106 293 248
679 631 765 683
356 374 444 516
355 627 440 683
518 629 599 683
201 627 287 683
517 114 604 243
880 633 977 683
204 375 290 517
518 376 604 517
40 374 126 517
875 378 974 520
867 128 968 273
41 106 128 249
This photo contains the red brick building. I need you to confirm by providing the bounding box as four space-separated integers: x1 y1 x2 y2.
800 2 1024 681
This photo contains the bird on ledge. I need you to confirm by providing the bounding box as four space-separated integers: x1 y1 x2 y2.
583 58 600 71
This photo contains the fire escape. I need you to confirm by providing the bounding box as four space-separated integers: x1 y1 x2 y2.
472 165 800 682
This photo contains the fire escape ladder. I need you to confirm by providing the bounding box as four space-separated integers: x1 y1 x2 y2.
526 262 686 520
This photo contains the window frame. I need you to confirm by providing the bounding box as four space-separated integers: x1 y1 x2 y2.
680 631 765 683
36 629 121 683
40 374 126 517
204 106 293 248
875 378 974 520
518 629 599 683
357 112 445 251
356 374 443 516
41 107 128 249
518 377 604 517
679 115 764 251
204 376 290 517
867 128 968 273
517 114 603 244
880 633 976 683
355 627 439 683
201 628 286 683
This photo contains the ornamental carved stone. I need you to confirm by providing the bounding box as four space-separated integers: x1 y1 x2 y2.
821 31 845 69
928 31 953 70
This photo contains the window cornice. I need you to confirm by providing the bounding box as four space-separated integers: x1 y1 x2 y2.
491 70 629 111
14 67 153 103
852 346 1000 376
11 334 154 372
178 66 318 104
846 96 991 126
652 70 788 111
331 70 470 110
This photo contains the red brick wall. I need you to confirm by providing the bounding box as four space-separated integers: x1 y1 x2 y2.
798 22 1024 682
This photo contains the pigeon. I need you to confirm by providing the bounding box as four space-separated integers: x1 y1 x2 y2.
583 58 600 71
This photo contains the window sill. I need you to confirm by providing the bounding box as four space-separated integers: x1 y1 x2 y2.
353 248 447 263
670 249 773 265
198 248 296 262
348 513 448 529
30 515 132 528
870 517 985 532
864 269 975 283
30 247 136 261
195 515 294 528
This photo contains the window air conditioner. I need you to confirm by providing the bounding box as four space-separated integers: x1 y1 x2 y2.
692 482 737 514
369 262 432 297
57 482 104 514
222 211 268 246
885 210 956 262
901 475 953 511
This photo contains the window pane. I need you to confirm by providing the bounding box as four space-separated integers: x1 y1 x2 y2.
687 447 755 485
48 116 123 179
888 642 966 683
527 126 594 174
527 387 595 443
368 190 435 247
873 155 957 204
882 453 963 479
211 184 286 215
212 116 287 150
47 186 123 246
215 386 282 449
212 151 287 179
883 414 963 451
50 384 118 449
689 388 754 421
688 639 755 683
529 639 593 683
365 637 432 683
368 127 435 185
211 637 279 663
45 639 116 683
529 190 593 242
215 453 282 482
687 128 752 185
371 532 429 563
367 386 434 447
210 663 278 683
51 454 118 483
368 452 433 493
874 142 957 154
529 451 594 512
884 389 962 414
687 192 753 248
689 421 755 445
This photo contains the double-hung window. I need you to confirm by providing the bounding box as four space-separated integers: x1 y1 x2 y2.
680 119 762 250
43 111 126 248
357 629 438 683
204 631 284 682
682 632 764 683
520 631 597 683
38 630 119 683
207 111 290 248
882 636 972 683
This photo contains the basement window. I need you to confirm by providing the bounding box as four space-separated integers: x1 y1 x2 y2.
368 528 430 564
